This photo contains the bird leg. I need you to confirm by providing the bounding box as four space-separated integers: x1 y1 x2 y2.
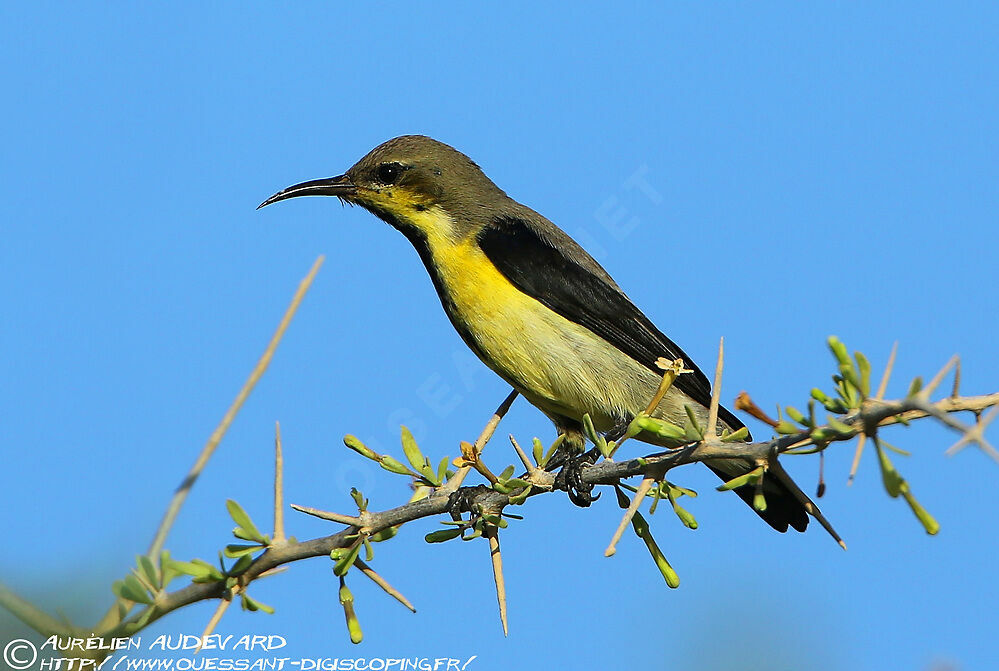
546 423 601 507
446 484 492 520
553 450 601 506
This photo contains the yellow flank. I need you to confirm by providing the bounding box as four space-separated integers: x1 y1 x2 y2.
352 187 718 443
384 203 695 434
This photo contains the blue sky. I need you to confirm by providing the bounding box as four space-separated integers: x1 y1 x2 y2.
1 3 997 670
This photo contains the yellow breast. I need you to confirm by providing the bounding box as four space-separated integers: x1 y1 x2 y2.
418 211 659 429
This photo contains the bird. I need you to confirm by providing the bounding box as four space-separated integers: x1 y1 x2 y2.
258 134 840 543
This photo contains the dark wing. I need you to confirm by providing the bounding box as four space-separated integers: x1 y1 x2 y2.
478 214 743 429
477 214 814 532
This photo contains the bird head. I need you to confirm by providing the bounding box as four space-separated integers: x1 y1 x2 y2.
258 135 509 237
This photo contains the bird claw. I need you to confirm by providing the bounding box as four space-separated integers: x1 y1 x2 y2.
553 450 600 507
447 485 491 519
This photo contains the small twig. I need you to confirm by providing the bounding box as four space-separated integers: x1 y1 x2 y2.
610 359 684 457
645 358 685 416
147 255 324 561
92 388 999 639
912 398 972 434
816 451 826 497
508 435 534 472
921 355 959 399
290 504 362 526
273 422 286 544
197 592 234 652
91 256 324 635
849 341 897 486
876 342 898 401
605 476 655 557
734 391 779 427
484 524 508 636
0 583 75 639
354 559 415 613
945 406 999 462
846 433 869 488
442 390 518 493
706 338 724 439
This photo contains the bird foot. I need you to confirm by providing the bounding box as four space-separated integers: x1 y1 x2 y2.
552 449 601 507
446 485 491 519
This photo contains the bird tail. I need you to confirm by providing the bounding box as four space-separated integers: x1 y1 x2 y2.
710 404 844 547
706 460 845 548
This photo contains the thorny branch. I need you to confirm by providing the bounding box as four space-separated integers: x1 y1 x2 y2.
1 254 997 652
76 385 999 640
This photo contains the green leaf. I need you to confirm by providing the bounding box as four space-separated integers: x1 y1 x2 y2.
672 503 698 529
160 551 179 589
532 438 544 466
683 405 705 440
774 421 800 435
350 488 367 511
632 511 680 588
667 482 698 498
333 542 362 576
581 413 603 447
907 377 923 396
437 456 450 485
720 426 749 443
827 417 854 435
491 480 512 494
338 579 363 644
900 486 940 535
117 575 153 605
753 491 768 512
228 554 253 577
633 415 686 441
226 500 267 545
344 434 378 460
542 434 565 467
480 513 508 528
370 526 398 543
855 351 872 397
408 485 433 503
378 455 413 476
400 426 427 475
508 484 532 505
881 440 911 457
240 594 276 614
137 555 159 590
874 440 904 498
224 544 265 558
425 528 463 543
811 388 830 403
170 559 221 582
828 336 852 369
498 465 516 482
716 466 764 491
785 406 806 426
810 427 835 443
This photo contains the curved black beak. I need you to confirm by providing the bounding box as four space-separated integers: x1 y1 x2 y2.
257 174 357 210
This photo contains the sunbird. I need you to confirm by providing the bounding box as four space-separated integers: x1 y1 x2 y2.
259 135 839 542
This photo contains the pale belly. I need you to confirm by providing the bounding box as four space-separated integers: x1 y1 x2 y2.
431 239 703 436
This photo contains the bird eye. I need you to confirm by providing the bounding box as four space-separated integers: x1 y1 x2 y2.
375 162 405 185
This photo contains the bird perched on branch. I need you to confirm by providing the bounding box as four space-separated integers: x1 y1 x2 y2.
259 134 839 542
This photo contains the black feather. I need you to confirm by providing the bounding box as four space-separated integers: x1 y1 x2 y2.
478 215 812 533
479 215 739 423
